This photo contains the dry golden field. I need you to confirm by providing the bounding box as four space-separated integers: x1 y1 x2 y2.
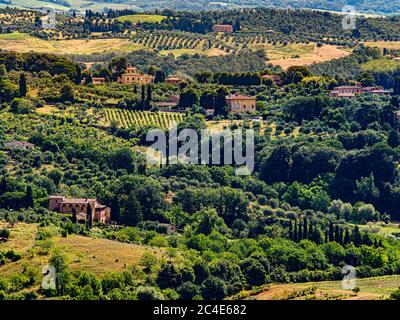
267 44 351 70
253 276 400 300
0 33 143 55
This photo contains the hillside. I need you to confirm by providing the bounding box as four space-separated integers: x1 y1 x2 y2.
252 276 400 300
1 0 399 14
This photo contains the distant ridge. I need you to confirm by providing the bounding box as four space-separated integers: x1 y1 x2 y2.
0 0 398 15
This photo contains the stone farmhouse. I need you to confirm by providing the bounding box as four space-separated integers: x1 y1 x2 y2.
225 94 257 113
166 77 185 85
49 196 111 224
212 24 233 33
117 66 155 85
330 84 390 99
92 77 106 85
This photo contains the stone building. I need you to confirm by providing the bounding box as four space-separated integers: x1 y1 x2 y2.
92 77 106 85
166 77 184 85
330 85 390 99
49 196 111 224
212 24 233 33
225 94 257 113
117 66 154 85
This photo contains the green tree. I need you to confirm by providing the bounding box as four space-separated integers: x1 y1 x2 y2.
24 186 34 208
86 203 92 229
393 77 400 96
201 277 227 300
60 84 75 103
19 73 27 97
122 192 143 226
177 282 200 300
49 252 70 296
388 130 400 148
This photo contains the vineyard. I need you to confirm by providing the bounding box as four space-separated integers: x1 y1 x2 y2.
131 30 353 58
103 109 185 129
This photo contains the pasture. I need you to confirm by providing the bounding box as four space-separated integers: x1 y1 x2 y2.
117 14 166 24
0 33 144 55
253 275 400 300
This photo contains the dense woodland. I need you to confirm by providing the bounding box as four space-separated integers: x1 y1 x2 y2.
1 7 400 301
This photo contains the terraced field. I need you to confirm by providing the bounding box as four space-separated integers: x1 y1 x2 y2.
253 276 400 300
103 109 185 129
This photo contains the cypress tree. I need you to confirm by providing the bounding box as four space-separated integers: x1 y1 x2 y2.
294 220 298 242
19 73 27 97
74 66 82 85
141 85 146 110
308 222 313 242
25 186 34 208
303 218 308 240
353 226 362 246
71 207 77 224
289 220 293 241
388 130 400 148
0 175 7 195
146 85 152 109
329 221 334 242
344 230 351 245
86 203 93 229
394 76 400 96
298 222 303 241
110 196 120 223
334 225 340 243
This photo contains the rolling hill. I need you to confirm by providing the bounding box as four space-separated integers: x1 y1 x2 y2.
0 0 398 14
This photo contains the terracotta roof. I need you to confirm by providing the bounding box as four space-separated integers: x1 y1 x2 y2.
225 94 255 100
61 198 97 204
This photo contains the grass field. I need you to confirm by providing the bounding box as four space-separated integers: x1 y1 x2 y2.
357 221 400 236
364 41 400 50
0 31 351 68
206 120 301 138
117 14 166 24
253 275 400 300
53 235 163 276
0 222 163 278
0 32 144 55
361 58 400 72
0 222 37 253
266 44 351 70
